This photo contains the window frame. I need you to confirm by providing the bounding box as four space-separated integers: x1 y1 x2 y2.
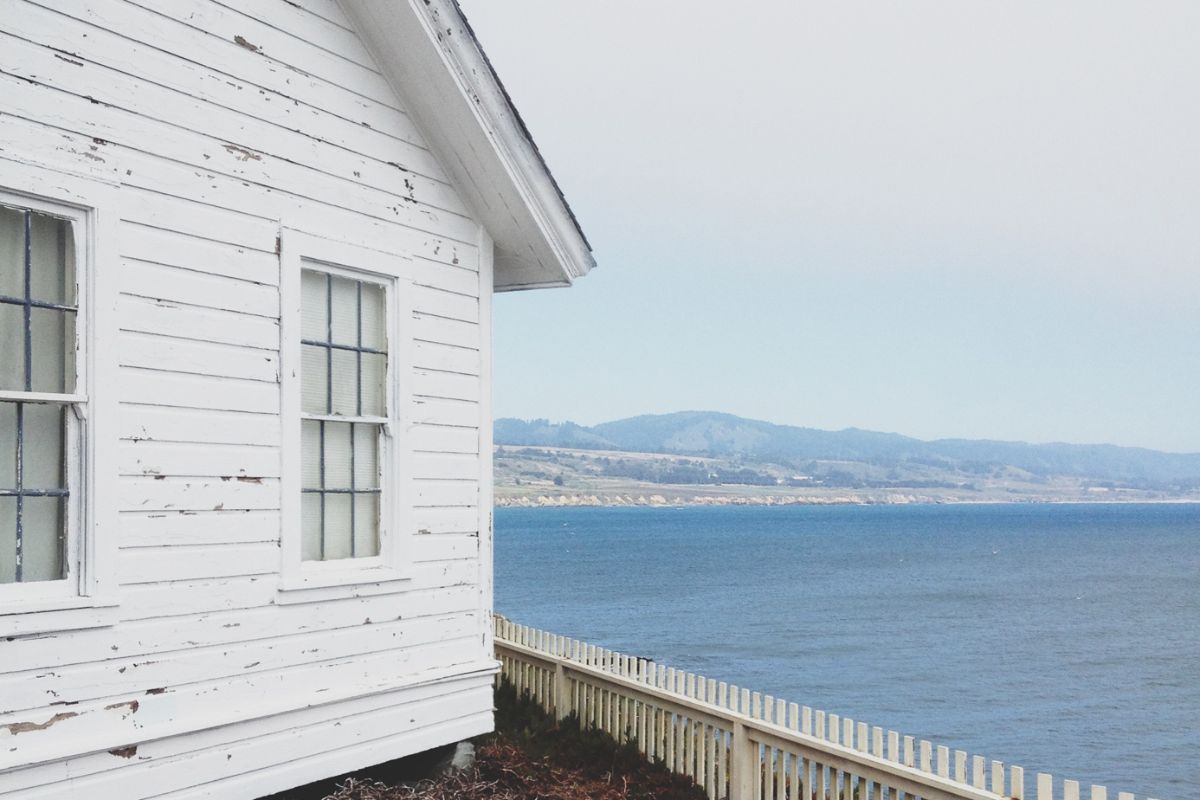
278 229 415 601
0 167 119 637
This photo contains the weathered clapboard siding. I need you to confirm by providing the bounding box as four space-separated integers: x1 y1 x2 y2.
3 637 484 773
1 612 481 715
6 587 481 674
414 341 482 376
117 293 280 344
118 442 282 479
119 223 280 285
0 98 480 271
2 7 465 204
120 407 282 447
119 510 281 547
118 337 280 386
1 0 502 795
411 423 481 455
118 262 279 318
2 677 493 799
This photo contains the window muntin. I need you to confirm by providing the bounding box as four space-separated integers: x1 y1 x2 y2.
299 269 387 562
0 204 78 585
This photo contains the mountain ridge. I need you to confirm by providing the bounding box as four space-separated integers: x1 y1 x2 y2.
495 411 1200 487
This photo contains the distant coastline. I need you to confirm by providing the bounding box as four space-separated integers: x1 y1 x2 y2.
495 492 1200 509
494 413 1200 509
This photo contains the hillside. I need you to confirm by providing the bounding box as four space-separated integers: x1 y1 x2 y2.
494 413 1200 506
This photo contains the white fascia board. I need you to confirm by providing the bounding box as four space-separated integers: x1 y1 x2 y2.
340 0 595 291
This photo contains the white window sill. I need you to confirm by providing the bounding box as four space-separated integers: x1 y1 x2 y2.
0 596 119 638
276 565 412 605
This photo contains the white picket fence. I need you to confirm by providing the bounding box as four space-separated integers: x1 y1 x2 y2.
494 616 1154 800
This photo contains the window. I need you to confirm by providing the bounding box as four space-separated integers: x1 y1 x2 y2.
278 231 415 598
0 174 117 636
300 269 386 561
1 204 78 586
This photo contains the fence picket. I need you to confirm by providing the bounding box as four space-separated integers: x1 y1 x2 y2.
777 746 788 800
1066 780 1081 800
751 741 762 800
700 724 710 796
717 725 728 799
666 668 677 769
764 744 775 799
1038 772 1054 800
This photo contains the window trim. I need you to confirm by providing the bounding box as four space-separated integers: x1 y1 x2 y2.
0 166 119 637
278 229 416 601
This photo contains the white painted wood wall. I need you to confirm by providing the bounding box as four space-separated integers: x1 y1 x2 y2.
0 0 496 796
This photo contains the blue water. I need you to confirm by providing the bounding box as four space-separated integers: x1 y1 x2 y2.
494 503 1200 799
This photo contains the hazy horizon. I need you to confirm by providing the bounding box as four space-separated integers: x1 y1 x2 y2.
461 1 1200 453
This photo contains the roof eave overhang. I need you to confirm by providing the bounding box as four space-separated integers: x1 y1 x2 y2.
339 0 595 292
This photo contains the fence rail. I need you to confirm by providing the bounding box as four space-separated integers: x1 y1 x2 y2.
494 616 1154 800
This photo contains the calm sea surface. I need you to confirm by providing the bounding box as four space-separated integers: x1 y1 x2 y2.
494 503 1199 799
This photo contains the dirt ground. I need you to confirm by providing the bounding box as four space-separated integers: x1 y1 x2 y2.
315 685 708 800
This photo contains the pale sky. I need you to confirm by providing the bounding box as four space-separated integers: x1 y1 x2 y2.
459 1 1200 453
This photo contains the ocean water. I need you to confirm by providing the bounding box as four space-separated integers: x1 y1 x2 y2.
494 503 1200 799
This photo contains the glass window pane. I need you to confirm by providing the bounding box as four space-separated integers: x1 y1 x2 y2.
360 282 386 351
301 269 328 342
20 496 63 582
323 421 352 490
29 214 73 306
330 348 357 416
0 302 23 391
23 403 64 490
300 344 328 415
354 493 379 558
301 419 321 490
301 492 322 561
0 497 15 583
323 493 352 560
329 276 358 346
64 313 76 394
353 424 379 489
0 402 14 490
0 207 23 299
360 353 386 417
30 307 74 394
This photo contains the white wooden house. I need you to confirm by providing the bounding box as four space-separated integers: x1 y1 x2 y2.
0 1 592 797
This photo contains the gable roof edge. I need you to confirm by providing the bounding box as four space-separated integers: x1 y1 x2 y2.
340 0 595 291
